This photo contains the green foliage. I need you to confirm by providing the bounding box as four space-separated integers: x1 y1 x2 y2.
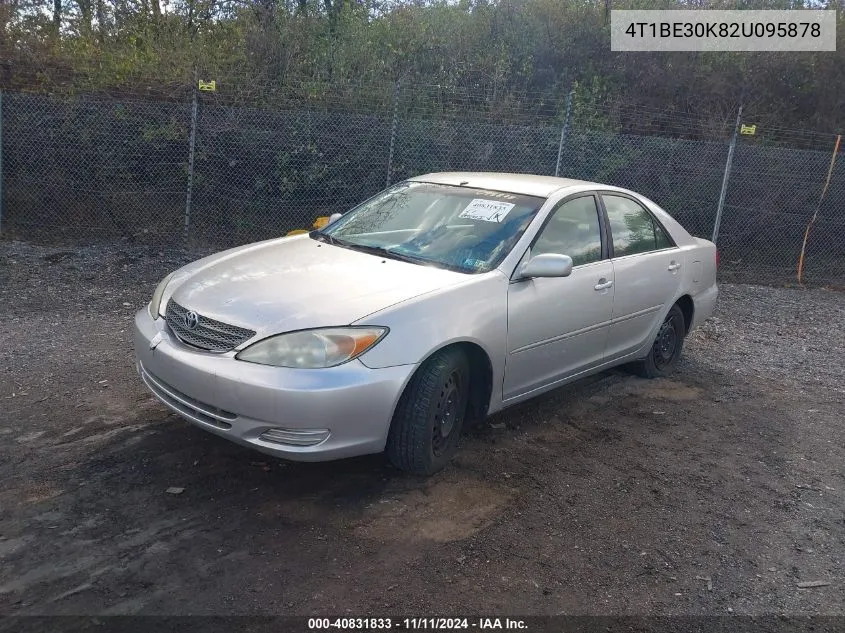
570 77 621 134
2 0 844 131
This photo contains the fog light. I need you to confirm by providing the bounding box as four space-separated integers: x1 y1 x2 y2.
259 428 330 447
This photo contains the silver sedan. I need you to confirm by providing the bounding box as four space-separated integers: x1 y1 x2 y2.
135 172 719 475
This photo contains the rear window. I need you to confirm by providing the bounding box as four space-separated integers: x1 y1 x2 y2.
603 194 675 257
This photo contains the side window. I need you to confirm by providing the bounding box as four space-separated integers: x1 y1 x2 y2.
532 195 602 267
602 194 672 257
654 222 673 249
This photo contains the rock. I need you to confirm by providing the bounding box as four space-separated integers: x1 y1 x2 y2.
797 580 830 588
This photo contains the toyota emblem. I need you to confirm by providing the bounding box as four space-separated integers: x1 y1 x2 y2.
184 310 200 330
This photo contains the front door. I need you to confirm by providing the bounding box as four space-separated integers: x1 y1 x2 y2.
504 194 614 400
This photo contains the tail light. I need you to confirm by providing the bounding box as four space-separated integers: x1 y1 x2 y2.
715 249 720 271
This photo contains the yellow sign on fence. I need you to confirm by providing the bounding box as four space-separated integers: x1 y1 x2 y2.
198 80 217 92
740 124 757 135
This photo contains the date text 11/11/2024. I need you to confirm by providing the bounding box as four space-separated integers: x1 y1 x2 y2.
307 618 529 630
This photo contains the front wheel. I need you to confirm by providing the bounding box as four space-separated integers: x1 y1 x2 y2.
633 304 686 378
386 349 470 476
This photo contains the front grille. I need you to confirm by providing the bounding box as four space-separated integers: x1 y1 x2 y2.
165 300 256 352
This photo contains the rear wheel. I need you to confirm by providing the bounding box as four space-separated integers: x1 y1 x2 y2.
633 304 686 378
386 349 470 476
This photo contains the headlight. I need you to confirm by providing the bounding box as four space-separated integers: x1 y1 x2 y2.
148 272 175 319
235 327 388 369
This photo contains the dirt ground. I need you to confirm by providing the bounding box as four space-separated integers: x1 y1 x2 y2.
1 240 843 618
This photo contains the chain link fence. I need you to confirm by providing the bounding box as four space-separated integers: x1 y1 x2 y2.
717 142 845 285
0 85 842 286
2 93 189 245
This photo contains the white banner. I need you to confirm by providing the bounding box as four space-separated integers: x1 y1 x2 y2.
611 10 837 52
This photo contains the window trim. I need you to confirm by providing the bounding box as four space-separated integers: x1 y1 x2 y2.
509 192 608 280
597 191 678 259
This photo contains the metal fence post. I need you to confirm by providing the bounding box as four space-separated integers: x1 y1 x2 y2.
0 90 4 236
712 105 743 244
554 87 575 177
184 88 199 249
385 80 401 188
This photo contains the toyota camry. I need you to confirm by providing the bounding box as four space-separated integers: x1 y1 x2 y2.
135 172 718 475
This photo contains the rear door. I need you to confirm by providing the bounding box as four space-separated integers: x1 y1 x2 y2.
600 193 683 361
504 193 614 400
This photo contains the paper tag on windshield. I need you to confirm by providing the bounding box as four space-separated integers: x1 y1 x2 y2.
458 199 516 223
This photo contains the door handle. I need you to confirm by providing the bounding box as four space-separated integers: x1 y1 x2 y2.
594 279 614 291
668 262 681 272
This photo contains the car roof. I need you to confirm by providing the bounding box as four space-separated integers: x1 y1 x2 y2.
407 172 604 198
405 171 692 244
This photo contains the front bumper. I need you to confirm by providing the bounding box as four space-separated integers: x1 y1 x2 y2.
134 308 415 461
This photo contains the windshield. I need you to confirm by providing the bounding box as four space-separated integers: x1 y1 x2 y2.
315 182 545 273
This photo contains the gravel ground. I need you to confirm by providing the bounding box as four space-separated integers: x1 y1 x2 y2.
1 239 844 618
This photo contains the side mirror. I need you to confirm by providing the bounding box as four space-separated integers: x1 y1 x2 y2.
327 213 343 225
518 253 573 279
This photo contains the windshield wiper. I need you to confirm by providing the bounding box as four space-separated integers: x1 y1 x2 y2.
310 230 344 246
342 243 430 266
312 234 453 269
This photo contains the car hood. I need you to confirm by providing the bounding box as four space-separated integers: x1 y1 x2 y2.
164 235 468 338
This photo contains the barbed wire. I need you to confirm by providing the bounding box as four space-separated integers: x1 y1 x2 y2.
2 54 841 147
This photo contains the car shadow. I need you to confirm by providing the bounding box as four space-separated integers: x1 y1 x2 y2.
5 353 736 614
79 362 694 494
78 355 720 507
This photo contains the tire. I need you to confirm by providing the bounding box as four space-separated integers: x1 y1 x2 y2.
633 304 686 378
386 348 470 476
